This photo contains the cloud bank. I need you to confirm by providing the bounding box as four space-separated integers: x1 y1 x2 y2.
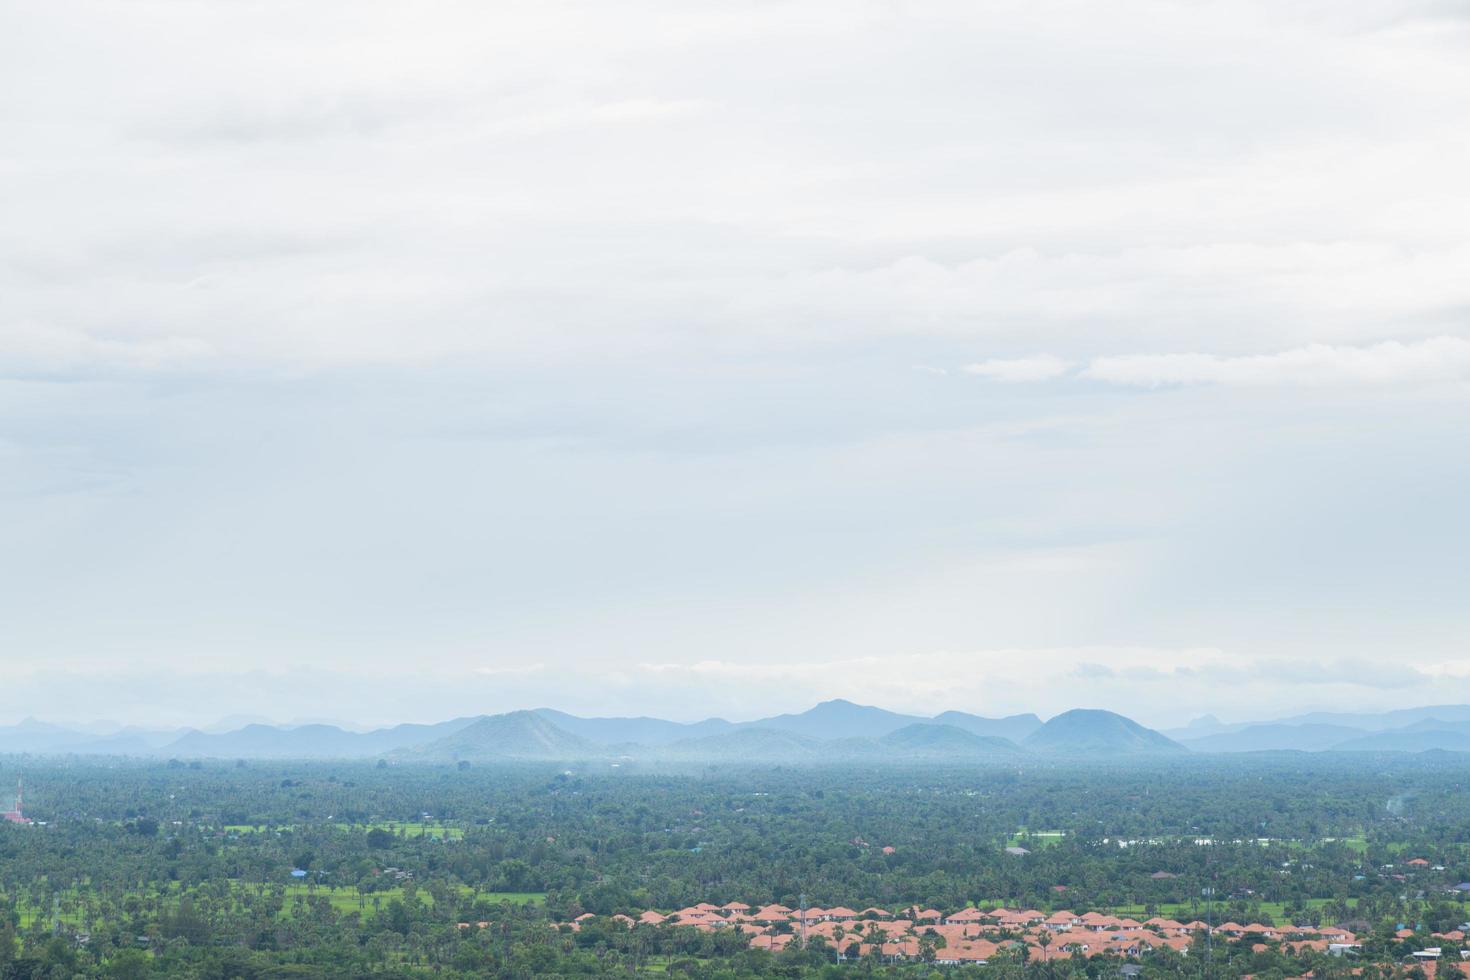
959 337 1470 388
1083 337 1470 388
1 0 1468 725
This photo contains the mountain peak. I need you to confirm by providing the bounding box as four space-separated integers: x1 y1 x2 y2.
409 711 596 761
746 701 924 739
1025 709 1184 755
808 698 873 713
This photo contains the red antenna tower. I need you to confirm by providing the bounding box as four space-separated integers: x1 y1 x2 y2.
2 773 30 824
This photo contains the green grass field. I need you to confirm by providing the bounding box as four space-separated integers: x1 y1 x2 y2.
333 821 466 840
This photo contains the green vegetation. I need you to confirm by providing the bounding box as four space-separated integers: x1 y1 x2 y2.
3 756 1470 977
277 883 541 911
333 820 466 840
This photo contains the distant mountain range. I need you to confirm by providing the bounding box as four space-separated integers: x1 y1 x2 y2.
394 706 1178 763
1163 706 1470 754
11 699 1470 761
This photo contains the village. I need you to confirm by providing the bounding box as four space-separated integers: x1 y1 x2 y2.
475 901 1470 969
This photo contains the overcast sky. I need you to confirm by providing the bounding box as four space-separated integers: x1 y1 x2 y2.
2 0 1469 729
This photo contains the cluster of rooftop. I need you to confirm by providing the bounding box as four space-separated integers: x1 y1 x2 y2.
532 903 1380 966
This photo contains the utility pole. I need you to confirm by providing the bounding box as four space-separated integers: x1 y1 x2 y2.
799 892 807 948
1201 886 1214 979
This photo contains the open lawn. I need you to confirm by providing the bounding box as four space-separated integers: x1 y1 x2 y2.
334 821 466 840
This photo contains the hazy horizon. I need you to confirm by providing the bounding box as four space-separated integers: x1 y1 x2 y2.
3 0 1469 729
0 689 1463 737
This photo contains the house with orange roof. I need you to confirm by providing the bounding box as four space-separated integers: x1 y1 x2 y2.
916 923 976 945
638 910 667 925
936 939 999 965
1145 917 1186 933
1081 914 1124 931
860 907 891 919
806 922 853 942
880 937 920 961
748 933 794 952
720 902 750 915
826 906 857 921
1103 935 1157 957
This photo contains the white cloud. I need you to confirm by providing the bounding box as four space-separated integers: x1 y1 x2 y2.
964 355 1073 383
5 1 1470 372
1083 336 1470 387
472 663 547 677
